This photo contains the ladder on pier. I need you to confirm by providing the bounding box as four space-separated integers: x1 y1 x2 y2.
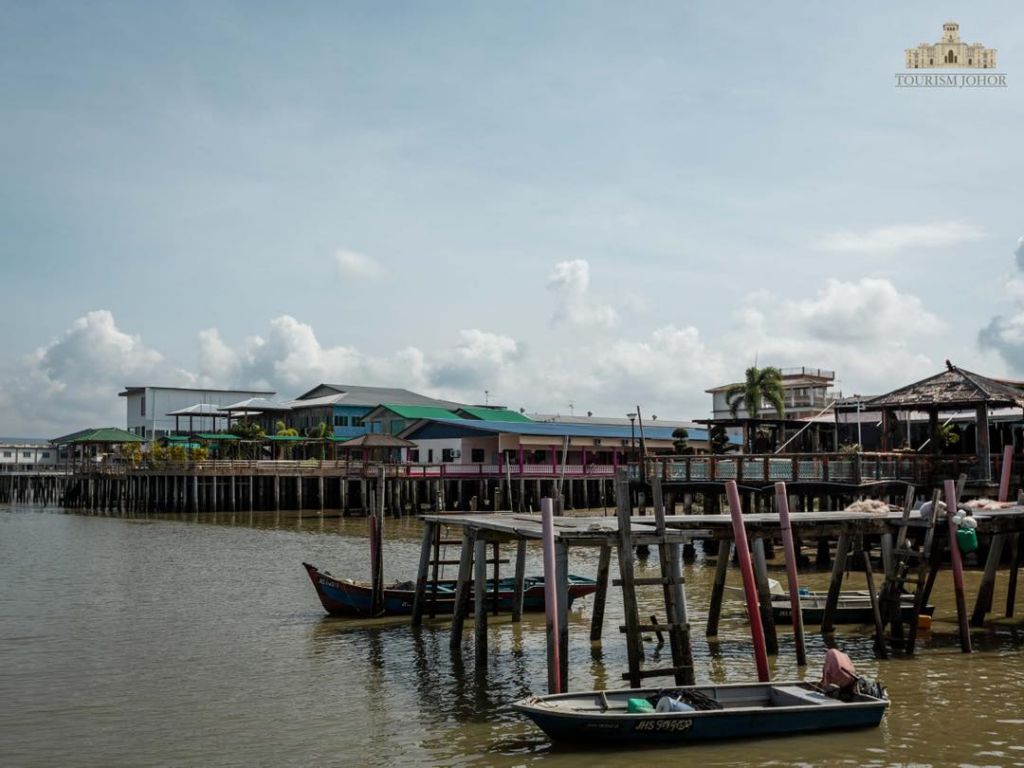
424 526 508 617
879 480 960 654
615 473 694 687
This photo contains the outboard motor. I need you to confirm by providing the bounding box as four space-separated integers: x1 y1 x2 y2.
819 648 887 701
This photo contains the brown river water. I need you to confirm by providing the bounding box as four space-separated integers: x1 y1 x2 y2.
1 505 1023 767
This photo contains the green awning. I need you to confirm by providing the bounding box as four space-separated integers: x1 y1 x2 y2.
194 433 239 440
53 427 147 444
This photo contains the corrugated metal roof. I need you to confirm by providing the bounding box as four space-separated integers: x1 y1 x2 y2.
375 404 464 420
293 383 463 408
458 407 533 422
166 403 231 416
404 418 694 441
222 397 294 412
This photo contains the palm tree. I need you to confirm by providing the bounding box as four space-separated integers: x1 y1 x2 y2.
725 366 786 452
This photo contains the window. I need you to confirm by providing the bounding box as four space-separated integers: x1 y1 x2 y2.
471 448 485 463
2 451 10 458
408 449 420 462
334 415 349 427
353 417 365 428
141 394 146 417
41 452 50 459
389 419 406 435
442 448 455 463
427 449 434 463
22 452 31 458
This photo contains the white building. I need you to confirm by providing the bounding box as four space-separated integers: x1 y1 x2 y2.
706 367 836 420
0 439 61 473
119 386 276 439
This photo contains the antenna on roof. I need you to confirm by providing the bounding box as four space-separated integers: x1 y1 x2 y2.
484 389 490 405
568 401 575 416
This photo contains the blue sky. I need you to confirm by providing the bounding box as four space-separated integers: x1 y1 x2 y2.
2 2 1023 435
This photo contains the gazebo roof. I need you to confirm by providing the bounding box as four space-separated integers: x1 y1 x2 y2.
864 362 1024 410
51 427 146 444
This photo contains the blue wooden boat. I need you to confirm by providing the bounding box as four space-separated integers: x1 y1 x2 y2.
303 562 598 618
513 680 888 745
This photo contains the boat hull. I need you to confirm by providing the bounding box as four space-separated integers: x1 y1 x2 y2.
514 681 888 746
303 562 598 618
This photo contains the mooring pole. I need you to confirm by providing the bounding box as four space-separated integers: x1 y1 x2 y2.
725 480 770 682
541 497 561 694
775 481 806 666
944 478 972 653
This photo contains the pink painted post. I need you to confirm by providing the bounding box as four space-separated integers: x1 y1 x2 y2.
999 444 1013 502
725 480 770 682
944 479 972 653
541 497 561 693
774 481 806 666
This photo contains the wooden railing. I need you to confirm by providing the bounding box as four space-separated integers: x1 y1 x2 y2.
647 452 1001 486
70 451 1015 486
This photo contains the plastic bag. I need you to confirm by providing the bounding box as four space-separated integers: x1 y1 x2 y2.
655 696 694 713
956 526 978 553
627 698 655 713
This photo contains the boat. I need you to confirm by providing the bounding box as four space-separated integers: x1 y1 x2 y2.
727 579 934 625
512 680 888 745
303 562 599 618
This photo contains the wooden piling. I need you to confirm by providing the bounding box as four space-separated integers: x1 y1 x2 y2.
449 529 476 649
541 497 562 693
473 536 488 667
590 544 611 642
943 478 972 653
411 521 435 627
821 531 849 634
725 480 770 682
706 539 732 637
774 482 806 666
512 538 527 622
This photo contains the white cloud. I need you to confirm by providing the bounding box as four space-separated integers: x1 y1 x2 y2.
815 221 985 254
1 310 192 436
725 279 943 395
781 277 943 343
977 236 1024 372
547 259 618 328
335 248 384 280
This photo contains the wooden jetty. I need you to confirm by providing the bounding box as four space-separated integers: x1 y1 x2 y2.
415 471 1024 694
43 445 1024 517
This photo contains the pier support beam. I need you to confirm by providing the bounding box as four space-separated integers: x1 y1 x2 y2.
474 537 489 667
590 544 611 642
449 529 476 649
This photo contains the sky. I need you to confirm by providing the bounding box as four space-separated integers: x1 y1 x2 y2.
1 1 1023 436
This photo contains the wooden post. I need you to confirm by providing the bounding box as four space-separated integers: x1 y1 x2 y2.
1006 533 1020 618
590 543 611 642
725 480 770 682
474 536 488 668
861 545 888 659
972 534 1007 627
411 521 435 626
774 482 806 666
944 479 972 653
821 531 849 634
999 444 1014 502
751 538 779 655
449 529 476 649
556 539 570 692
541 497 561 693
706 539 731 636
615 471 643 686
977 405 992 480
512 538 527 622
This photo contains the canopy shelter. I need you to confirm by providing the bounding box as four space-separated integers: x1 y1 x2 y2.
693 417 834 454
166 403 231 434
340 433 416 464
841 361 1024 480
51 427 146 467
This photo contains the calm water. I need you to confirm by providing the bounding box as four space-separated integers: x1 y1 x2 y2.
2 505 1024 767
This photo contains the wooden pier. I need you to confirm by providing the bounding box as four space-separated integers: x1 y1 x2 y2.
415 471 1024 693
